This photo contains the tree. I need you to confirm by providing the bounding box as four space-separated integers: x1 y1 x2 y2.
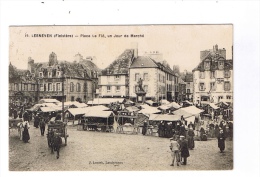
172 65 180 75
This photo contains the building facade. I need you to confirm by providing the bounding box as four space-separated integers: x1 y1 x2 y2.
193 45 233 105
129 56 175 102
9 52 100 104
99 49 135 98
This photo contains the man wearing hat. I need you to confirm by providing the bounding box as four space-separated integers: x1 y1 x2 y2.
179 135 190 165
218 129 226 153
169 137 180 166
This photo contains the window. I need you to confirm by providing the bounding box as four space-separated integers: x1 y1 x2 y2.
224 70 231 78
115 75 120 80
187 82 190 88
204 61 210 69
24 84 28 91
226 95 232 99
44 84 46 91
56 83 61 91
210 82 215 91
31 84 35 91
76 83 81 92
48 72 52 78
71 96 75 101
163 76 165 83
218 96 223 102
187 89 190 93
224 81 231 91
199 71 205 79
107 86 111 92
40 84 44 91
199 83 205 91
144 85 148 92
218 61 224 69
84 83 87 92
39 72 43 78
53 83 56 91
116 86 120 92
143 73 149 81
210 71 215 78
57 71 60 77
14 83 19 91
70 82 74 92
48 83 52 91
135 73 140 81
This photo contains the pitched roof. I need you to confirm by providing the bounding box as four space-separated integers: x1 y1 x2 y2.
130 56 158 68
192 51 233 72
101 49 134 75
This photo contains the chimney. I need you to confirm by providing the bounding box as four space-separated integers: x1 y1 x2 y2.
215 44 218 51
74 53 83 62
131 42 138 58
27 57 34 73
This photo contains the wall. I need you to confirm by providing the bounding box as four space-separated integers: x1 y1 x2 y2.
99 75 127 97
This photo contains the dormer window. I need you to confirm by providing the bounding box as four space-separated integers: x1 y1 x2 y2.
57 71 61 77
48 72 52 78
204 60 210 70
218 61 224 70
39 72 43 78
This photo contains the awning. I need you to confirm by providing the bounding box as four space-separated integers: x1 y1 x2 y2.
149 114 180 121
125 106 140 112
145 100 155 106
83 110 113 118
139 104 161 114
167 102 181 109
39 107 56 113
209 103 219 110
38 99 60 104
173 106 204 118
160 99 170 105
185 116 196 124
87 98 125 105
68 108 88 116
158 104 170 110
183 100 193 105
68 105 110 116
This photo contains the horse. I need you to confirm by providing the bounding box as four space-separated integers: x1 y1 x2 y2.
48 129 62 159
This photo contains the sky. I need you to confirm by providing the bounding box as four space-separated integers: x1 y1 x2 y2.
9 25 233 72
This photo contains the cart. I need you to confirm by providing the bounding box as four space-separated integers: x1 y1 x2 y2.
47 121 69 146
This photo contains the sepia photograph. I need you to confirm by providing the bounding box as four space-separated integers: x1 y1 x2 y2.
8 25 234 171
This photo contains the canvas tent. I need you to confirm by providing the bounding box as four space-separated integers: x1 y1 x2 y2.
149 114 180 121
87 98 125 105
38 99 60 104
139 104 161 114
173 106 204 118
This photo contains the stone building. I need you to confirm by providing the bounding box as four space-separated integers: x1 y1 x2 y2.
192 44 233 105
99 47 177 102
9 52 100 104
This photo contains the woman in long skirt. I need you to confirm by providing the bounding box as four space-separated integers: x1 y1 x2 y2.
22 121 30 143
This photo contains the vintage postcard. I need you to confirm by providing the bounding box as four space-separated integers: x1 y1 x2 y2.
8 25 233 171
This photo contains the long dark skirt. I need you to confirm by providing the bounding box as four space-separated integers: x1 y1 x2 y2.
142 127 147 135
218 138 225 151
188 136 195 149
22 129 30 143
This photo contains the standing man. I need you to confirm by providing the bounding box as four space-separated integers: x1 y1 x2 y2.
179 135 190 165
218 129 226 153
142 120 148 135
39 118 46 136
169 137 180 166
